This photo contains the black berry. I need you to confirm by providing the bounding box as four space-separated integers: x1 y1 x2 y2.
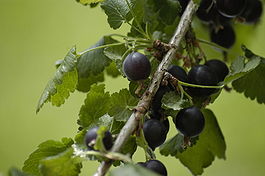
151 86 171 112
205 59 229 82
143 119 168 150
167 65 188 82
174 106 205 137
196 0 216 22
216 0 247 18
145 160 168 176
123 52 151 81
186 65 218 97
84 127 113 150
210 23 236 48
240 0 263 23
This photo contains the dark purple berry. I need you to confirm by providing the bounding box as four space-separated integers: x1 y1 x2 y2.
205 59 229 82
197 0 216 22
167 65 188 82
143 119 168 150
186 65 218 97
216 0 247 18
174 106 205 137
145 160 168 176
210 23 236 49
123 52 151 81
84 127 113 150
240 0 263 23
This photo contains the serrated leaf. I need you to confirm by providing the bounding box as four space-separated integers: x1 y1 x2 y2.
39 148 82 176
105 61 121 77
120 136 137 157
160 109 226 175
76 0 103 6
78 84 111 128
37 47 78 113
108 89 138 121
23 138 74 176
232 61 265 104
223 56 261 84
101 0 136 29
159 135 185 156
162 91 191 111
94 126 109 151
77 37 114 78
9 168 32 176
109 164 160 176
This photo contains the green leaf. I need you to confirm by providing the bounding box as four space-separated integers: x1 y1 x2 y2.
162 91 191 111
76 72 104 92
109 164 160 176
160 109 226 175
101 0 136 29
78 84 111 128
108 89 138 121
105 61 121 77
94 126 109 152
23 138 74 176
39 148 82 176
36 47 78 113
120 136 137 157
77 37 113 78
76 0 103 6
103 41 127 74
232 61 265 104
9 168 32 176
223 56 261 84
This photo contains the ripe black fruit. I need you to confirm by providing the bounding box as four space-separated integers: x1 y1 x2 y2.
84 127 113 150
143 119 168 150
145 160 168 176
196 0 216 22
240 0 263 23
186 65 218 97
174 106 205 137
167 65 188 82
123 52 151 81
216 0 246 18
151 86 171 112
205 59 229 82
210 23 236 48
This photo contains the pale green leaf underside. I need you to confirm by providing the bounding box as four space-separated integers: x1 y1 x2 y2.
36 47 78 113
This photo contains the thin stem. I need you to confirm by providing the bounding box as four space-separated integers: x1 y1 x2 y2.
84 151 133 163
93 1 199 176
178 80 224 89
78 43 125 56
197 38 229 52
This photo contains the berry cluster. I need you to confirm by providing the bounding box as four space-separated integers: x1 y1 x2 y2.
137 160 168 176
182 0 263 48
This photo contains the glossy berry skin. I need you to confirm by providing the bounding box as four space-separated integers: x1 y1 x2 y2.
143 119 168 150
145 160 168 176
167 65 188 82
187 65 218 97
123 52 151 81
84 127 113 150
216 0 247 18
196 0 216 22
205 59 229 82
240 0 263 23
210 23 236 49
174 106 205 137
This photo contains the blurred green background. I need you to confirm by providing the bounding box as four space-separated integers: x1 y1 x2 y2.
1 0 265 175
